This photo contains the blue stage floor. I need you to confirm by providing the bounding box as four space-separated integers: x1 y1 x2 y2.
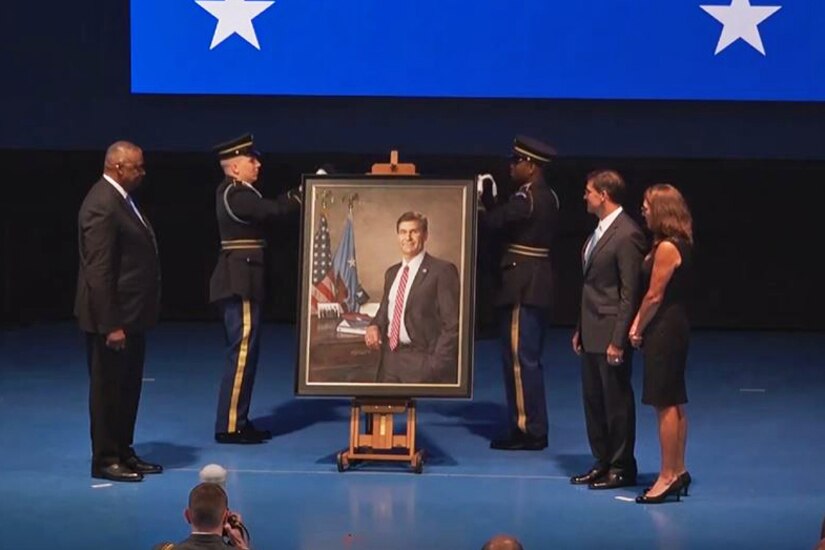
1 323 823 549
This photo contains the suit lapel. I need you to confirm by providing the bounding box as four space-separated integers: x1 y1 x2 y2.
131 200 158 253
583 215 622 275
115 189 157 252
406 253 430 303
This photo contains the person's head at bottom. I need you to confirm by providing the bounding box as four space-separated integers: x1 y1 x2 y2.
482 534 524 550
185 482 229 534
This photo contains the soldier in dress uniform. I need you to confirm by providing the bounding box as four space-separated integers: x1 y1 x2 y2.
209 133 301 444
481 135 560 451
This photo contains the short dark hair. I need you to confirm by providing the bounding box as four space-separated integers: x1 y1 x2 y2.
587 169 626 205
396 211 428 233
188 483 228 530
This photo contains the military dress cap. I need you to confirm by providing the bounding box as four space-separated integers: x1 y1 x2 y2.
512 135 556 164
214 133 260 159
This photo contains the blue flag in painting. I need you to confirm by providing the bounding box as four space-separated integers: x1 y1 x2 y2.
332 212 368 313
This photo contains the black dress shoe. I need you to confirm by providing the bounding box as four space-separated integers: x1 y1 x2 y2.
570 467 607 485
490 433 547 451
589 472 637 490
215 431 265 444
242 424 272 440
124 455 163 474
92 463 143 482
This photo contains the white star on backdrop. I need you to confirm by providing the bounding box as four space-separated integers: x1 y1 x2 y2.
195 0 275 50
700 0 781 55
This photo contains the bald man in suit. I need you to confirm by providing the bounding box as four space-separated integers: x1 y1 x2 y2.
75 141 162 482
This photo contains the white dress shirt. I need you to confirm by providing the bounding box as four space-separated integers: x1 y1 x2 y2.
584 206 623 264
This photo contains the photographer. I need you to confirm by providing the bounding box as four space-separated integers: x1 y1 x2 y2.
154 482 250 550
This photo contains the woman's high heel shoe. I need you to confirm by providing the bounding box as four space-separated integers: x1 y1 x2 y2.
643 471 692 496
635 477 683 504
678 471 692 496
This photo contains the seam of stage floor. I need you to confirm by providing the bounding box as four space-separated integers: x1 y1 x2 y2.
165 468 570 480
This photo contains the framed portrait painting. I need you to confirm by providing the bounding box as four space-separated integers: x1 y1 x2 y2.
295 176 476 398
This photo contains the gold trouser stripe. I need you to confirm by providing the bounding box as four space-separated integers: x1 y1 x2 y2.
228 299 252 433
511 304 527 433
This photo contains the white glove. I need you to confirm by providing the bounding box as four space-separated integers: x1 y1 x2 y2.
476 174 497 198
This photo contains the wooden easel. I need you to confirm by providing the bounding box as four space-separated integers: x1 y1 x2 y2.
336 398 424 473
336 151 424 474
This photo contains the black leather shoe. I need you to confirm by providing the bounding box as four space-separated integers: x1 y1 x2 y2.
589 472 637 490
570 467 607 485
124 455 163 474
242 423 272 440
490 433 547 451
92 463 143 482
215 431 265 444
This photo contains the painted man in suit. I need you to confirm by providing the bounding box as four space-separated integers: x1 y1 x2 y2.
209 133 301 444
75 141 162 482
571 169 646 490
365 211 460 384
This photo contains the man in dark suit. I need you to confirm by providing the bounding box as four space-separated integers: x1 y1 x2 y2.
571 169 646 489
481 135 560 451
365 211 460 384
75 141 162 482
209 134 301 444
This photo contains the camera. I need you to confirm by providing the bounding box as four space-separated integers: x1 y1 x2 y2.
223 511 251 547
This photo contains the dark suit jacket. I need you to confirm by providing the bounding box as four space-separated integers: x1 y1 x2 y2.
371 253 460 379
75 178 160 334
578 211 646 353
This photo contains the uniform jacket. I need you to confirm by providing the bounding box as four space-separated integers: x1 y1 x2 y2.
481 177 559 308
209 177 299 303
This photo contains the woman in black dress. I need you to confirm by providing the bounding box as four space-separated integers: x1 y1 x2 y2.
629 184 693 504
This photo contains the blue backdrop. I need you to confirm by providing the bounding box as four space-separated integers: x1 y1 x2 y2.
132 0 823 101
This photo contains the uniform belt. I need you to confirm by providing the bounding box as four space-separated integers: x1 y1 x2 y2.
221 239 267 251
507 243 549 258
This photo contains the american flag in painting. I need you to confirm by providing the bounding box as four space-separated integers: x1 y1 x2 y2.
310 213 337 314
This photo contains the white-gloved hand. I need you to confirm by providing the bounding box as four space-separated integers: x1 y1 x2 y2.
476 173 498 198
